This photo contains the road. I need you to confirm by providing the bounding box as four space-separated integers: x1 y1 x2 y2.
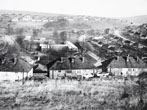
114 30 135 43
114 30 146 47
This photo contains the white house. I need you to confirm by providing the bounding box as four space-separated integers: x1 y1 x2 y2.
21 14 33 22
47 57 99 79
102 56 147 76
49 69 102 79
0 58 33 81
12 17 19 22
0 69 33 81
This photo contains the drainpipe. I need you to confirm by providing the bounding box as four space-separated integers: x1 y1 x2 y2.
22 69 24 85
117 56 120 61
47 68 50 78
110 65 112 73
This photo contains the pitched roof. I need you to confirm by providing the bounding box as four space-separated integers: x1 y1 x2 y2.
106 56 147 68
50 57 95 70
33 64 47 73
0 58 33 72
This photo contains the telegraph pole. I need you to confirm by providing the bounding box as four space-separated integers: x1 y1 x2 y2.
22 69 24 85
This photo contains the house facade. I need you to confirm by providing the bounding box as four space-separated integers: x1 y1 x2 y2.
20 14 33 22
47 57 101 79
0 58 33 81
49 69 102 79
104 56 147 76
0 69 33 81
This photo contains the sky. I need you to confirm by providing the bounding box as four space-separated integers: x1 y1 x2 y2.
0 0 147 18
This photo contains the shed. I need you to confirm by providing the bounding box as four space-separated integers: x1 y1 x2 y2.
33 64 47 79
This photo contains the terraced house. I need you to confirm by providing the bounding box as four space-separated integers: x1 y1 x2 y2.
102 55 147 76
0 56 33 81
47 57 101 79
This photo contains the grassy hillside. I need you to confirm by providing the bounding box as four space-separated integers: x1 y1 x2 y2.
0 10 64 17
0 78 147 110
87 19 129 29
0 10 130 30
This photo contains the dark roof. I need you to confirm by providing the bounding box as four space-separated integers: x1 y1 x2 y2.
0 58 33 72
50 57 95 70
101 57 114 68
106 56 147 68
138 71 147 78
33 64 47 73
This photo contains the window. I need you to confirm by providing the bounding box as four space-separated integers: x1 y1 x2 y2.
66 70 72 73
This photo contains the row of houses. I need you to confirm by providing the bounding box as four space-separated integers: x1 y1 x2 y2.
1 13 121 23
0 54 147 81
37 55 147 79
102 56 147 76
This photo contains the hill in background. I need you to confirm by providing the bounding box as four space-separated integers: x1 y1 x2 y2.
0 10 131 30
122 15 147 25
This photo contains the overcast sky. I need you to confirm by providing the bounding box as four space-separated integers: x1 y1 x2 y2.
0 0 147 17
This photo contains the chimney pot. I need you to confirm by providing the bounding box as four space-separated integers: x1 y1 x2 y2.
117 56 120 61
127 55 130 62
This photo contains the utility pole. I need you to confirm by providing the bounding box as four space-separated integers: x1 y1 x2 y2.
22 69 24 85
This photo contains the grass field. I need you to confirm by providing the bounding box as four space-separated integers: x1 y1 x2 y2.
0 78 147 110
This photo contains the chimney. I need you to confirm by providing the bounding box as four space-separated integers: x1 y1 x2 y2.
82 57 84 63
13 58 18 65
117 56 120 61
137 56 139 63
1 58 6 64
72 58 75 63
127 55 130 62
37 56 40 61
68 57 72 63
60 57 63 63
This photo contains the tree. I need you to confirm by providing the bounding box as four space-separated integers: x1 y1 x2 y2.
6 23 14 35
43 18 70 30
53 31 59 43
16 35 25 48
47 48 67 60
104 28 110 34
60 31 67 43
33 29 39 37
7 44 20 56
15 28 24 36
136 72 147 109
57 18 69 29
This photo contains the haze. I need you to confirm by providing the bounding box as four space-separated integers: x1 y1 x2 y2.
0 0 147 17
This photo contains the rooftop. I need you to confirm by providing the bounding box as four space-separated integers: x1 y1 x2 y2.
0 58 33 72
103 56 147 68
49 56 95 70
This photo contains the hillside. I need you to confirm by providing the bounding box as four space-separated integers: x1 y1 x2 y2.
0 10 64 17
86 18 129 29
0 10 130 30
122 15 147 25
1 10 147 29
